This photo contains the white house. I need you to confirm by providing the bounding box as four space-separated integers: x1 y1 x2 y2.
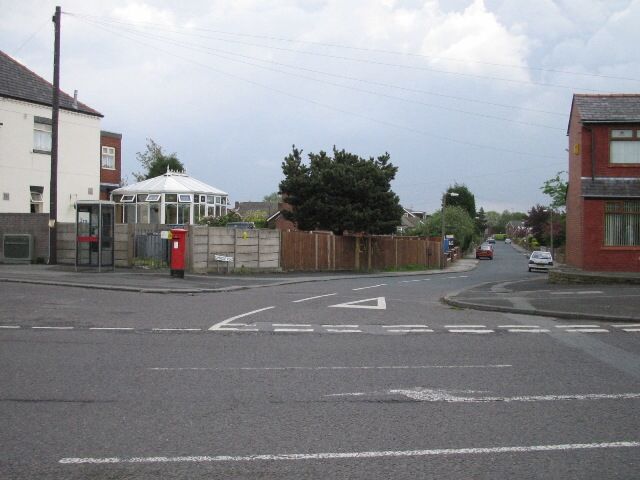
111 170 229 225
0 50 103 222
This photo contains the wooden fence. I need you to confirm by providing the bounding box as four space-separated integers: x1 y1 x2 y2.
281 231 441 272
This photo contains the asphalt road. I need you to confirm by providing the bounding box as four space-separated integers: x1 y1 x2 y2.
1 242 639 479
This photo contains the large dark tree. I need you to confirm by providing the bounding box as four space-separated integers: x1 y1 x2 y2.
446 183 476 219
279 146 403 235
133 138 185 181
525 204 550 243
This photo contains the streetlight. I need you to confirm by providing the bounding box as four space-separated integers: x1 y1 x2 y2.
441 191 459 268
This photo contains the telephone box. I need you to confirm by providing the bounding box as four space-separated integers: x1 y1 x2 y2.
75 201 115 272
170 228 188 278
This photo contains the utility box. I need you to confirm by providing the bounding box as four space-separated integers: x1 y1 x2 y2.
170 228 188 278
3 234 34 263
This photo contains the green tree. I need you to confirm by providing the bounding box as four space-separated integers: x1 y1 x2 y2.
198 211 242 227
446 183 476 219
262 192 282 203
133 138 185 181
413 206 478 251
476 207 488 233
279 146 404 235
541 170 568 209
243 210 268 228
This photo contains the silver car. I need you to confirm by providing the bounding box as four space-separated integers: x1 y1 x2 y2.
528 251 553 272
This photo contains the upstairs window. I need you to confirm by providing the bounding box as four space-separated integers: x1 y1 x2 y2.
101 146 116 169
33 117 52 153
610 129 640 164
30 186 44 213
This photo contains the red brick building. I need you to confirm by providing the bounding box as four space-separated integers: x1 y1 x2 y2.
566 94 640 271
100 131 122 200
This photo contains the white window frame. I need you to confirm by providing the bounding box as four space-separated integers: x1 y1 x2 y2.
121 194 135 202
178 194 193 203
101 146 116 169
146 194 161 202
610 128 640 165
33 121 52 153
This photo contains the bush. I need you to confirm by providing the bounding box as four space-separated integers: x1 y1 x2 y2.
493 233 506 241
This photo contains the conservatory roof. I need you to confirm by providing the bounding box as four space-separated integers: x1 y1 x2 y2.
112 171 228 195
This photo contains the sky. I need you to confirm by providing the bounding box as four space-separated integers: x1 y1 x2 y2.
2 0 640 214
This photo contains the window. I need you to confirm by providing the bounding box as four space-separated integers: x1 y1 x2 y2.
30 187 43 213
101 146 116 169
605 201 640 246
610 128 640 164
121 194 135 202
33 118 52 153
178 194 192 203
146 194 161 202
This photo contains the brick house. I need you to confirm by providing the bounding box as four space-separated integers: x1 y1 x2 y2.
566 94 640 272
100 131 122 200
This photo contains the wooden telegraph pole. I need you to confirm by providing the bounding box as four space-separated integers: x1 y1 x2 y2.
49 5 61 264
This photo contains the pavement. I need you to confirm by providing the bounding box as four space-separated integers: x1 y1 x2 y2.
0 259 476 294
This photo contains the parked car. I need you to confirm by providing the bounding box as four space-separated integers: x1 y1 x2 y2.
487 237 496 244
528 251 553 272
505 238 512 244
476 243 494 260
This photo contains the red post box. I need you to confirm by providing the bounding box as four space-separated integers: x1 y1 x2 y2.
170 228 188 278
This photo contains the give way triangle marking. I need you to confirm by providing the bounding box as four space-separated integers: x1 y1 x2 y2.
328 297 387 310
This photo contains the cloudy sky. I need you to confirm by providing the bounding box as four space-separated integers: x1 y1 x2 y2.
2 0 640 214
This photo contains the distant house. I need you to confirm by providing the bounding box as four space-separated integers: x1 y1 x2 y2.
505 220 527 238
566 94 640 271
0 50 103 222
100 131 122 200
397 208 426 234
111 170 229 225
266 203 297 231
233 201 279 220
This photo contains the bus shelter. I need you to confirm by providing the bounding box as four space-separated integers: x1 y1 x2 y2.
75 201 115 271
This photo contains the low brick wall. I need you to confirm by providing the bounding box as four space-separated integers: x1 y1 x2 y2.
549 267 640 285
0 213 49 262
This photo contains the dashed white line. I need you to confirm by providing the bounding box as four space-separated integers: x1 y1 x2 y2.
149 365 512 371
622 328 640 332
152 328 202 332
399 279 424 283
321 324 359 328
448 329 494 334
292 293 337 303
555 325 601 328
89 327 134 331
386 329 434 333
498 325 540 328
32 326 74 330
352 284 386 291
613 324 640 328
0 325 20 329
383 325 430 328
325 329 362 333
273 323 312 327
444 325 486 328
564 329 609 333
507 329 550 333
274 328 314 333
59 441 640 465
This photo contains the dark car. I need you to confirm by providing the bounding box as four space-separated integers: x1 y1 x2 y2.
476 243 494 260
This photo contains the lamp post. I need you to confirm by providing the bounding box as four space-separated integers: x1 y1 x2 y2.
543 207 554 257
441 191 459 268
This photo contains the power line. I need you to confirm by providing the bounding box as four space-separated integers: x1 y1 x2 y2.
64 12 608 93
64 11 640 84
67 16 565 162
72 17 563 130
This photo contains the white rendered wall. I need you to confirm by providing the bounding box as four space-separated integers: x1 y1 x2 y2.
0 97 101 222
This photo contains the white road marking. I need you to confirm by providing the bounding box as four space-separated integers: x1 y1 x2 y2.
149 365 512 372
0 325 20 329
613 324 640 328
321 324 359 328
325 329 362 333
444 325 486 328
498 325 540 328
328 387 640 404
383 325 429 328
209 306 275 331
622 329 640 332
508 329 550 333
386 329 434 333
564 329 609 333
352 284 386 291
448 329 494 334
32 326 73 330
152 328 202 332
274 328 314 333
329 297 387 310
292 293 337 303
555 325 600 328
58 441 640 465
215 328 260 332
399 279 423 283
273 324 311 327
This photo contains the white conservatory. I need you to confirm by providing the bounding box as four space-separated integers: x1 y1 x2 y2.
110 171 229 225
